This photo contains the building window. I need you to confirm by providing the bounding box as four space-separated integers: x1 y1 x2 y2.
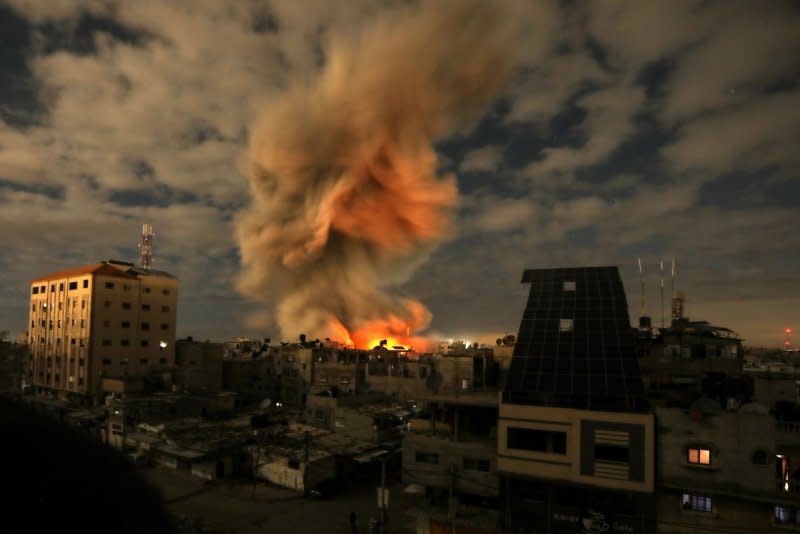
559 319 574 332
103 320 110 327
69 282 77 290
79 358 84 367
59 283 64 291
415 452 439 465
753 450 768 465
32 287 39 295
143 287 151 294
71 338 76 345
160 323 168 330
83 279 88 288
340 376 351 385
159 358 167 364
141 340 149 347
319 375 328 384
507 428 567 454
564 281 576 291
57 320 62 328
104 300 111 308
142 304 151 311
102 358 111 365
162 289 170 296
161 305 170 312
81 298 86 309
123 284 131 291
688 448 711 465
80 319 85 328
139 358 147 365
121 321 131 328
105 282 115 289
40 285 45 292
120 339 130 347
78 377 84 385
58 302 62 310
682 494 712 513
464 458 490 472
103 339 112 347
50 284 55 292
141 322 150 330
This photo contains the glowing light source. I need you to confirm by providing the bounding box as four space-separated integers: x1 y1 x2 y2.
159 340 168 349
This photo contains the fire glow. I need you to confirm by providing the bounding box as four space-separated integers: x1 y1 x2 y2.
235 0 521 348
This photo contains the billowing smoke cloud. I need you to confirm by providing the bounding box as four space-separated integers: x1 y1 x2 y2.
236 0 522 347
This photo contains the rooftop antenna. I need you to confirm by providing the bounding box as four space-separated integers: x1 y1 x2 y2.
671 257 676 300
637 258 645 317
138 223 154 271
659 260 665 329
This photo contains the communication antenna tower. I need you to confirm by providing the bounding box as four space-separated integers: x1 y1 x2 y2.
637 258 645 317
138 223 154 271
671 258 676 300
659 260 665 329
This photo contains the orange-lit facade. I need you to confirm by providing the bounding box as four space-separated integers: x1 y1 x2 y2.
27 261 178 404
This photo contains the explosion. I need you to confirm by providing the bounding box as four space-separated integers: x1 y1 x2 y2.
236 0 522 348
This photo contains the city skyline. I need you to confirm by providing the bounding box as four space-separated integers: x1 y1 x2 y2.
1 1 799 347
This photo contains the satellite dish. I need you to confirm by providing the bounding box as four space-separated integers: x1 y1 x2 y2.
259 398 272 410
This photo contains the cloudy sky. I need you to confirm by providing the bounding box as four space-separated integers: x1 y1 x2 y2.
1 0 798 347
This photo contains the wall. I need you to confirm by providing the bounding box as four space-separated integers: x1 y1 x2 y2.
498 403 655 494
655 407 776 495
404 432 498 497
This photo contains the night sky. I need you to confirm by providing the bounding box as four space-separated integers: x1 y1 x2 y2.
1 1 799 347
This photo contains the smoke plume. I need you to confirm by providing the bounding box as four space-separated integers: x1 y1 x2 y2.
236 0 521 347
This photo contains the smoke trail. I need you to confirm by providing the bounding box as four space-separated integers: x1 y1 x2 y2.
236 0 522 346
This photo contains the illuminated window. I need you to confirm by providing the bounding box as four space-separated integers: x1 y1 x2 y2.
688 448 711 465
563 281 576 291
682 494 712 513
559 319 574 332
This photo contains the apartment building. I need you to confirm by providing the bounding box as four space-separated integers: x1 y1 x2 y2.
498 267 655 534
27 260 178 404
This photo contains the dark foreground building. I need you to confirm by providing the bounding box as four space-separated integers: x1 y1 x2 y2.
498 267 655 533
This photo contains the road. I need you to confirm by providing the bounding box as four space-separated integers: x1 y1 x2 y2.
140 465 420 534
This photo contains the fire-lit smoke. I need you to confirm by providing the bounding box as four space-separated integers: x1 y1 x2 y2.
236 0 522 348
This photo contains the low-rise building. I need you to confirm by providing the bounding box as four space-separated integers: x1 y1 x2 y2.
174 338 224 393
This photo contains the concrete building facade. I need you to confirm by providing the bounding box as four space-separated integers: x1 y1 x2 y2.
27 260 177 404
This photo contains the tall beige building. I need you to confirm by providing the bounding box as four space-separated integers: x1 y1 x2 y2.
27 260 178 404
